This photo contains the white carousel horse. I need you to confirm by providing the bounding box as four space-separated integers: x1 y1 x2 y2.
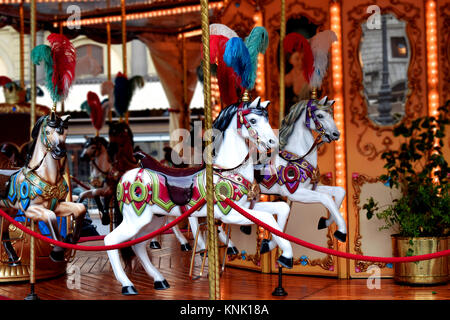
190 96 347 254
78 135 193 251
105 97 293 295
0 113 86 262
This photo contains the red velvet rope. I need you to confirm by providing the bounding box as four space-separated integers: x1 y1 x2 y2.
0 198 205 251
1 197 449 263
223 198 450 263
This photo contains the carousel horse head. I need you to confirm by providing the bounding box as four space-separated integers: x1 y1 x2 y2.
28 113 71 162
213 96 278 153
280 96 339 148
80 136 109 162
108 121 134 157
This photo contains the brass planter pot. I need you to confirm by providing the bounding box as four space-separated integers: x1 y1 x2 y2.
391 235 448 285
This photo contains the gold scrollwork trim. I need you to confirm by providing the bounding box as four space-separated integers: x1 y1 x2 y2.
351 173 389 272
346 0 424 161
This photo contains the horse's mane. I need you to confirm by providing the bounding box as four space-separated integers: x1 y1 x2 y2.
212 103 239 133
279 100 309 149
24 115 47 167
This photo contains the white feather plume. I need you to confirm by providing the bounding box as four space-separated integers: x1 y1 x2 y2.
309 30 337 88
210 23 239 39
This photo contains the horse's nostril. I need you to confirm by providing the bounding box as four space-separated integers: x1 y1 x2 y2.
332 131 340 138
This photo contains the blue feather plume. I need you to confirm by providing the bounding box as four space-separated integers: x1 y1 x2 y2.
244 27 269 89
223 37 252 90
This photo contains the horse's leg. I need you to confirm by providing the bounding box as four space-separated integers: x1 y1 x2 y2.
289 188 347 242
25 206 66 262
314 185 346 229
54 202 86 243
103 194 112 226
252 201 291 254
104 219 141 295
1 215 20 266
222 208 294 268
148 215 164 249
216 225 239 255
168 216 191 251
132 223 170 290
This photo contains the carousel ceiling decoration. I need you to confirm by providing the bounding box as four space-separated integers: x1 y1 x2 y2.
0 0 225 41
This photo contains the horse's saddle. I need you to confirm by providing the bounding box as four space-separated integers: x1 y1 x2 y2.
135 152 205 206
0 169 20 199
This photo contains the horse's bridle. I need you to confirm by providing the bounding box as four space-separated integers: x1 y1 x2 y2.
305 99 333 138
280 99 333 163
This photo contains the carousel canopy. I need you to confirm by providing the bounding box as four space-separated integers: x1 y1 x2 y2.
0 0 224 116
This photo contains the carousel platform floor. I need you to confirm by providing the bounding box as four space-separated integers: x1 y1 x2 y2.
0 233 448 300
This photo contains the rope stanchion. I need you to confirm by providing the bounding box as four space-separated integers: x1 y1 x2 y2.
223 198 450 263
0 198 205 252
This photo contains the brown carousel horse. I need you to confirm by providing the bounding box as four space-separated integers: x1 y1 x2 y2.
78 136 117 225
0 113 86 262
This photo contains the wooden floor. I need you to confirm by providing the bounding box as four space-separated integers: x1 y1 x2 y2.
0 234 449 300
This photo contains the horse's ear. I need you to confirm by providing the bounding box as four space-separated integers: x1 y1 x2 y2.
318 96 328 105
249 96 261 109
61 114 71 123
327 99 335 107
260 100 270 109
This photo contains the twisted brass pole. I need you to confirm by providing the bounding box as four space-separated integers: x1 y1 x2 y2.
200 0 220 300
25 0 38 300
279 0 286 126
19 0 25 89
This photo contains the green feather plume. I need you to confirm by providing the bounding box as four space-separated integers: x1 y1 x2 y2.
31 44 55 100
244 27 269 89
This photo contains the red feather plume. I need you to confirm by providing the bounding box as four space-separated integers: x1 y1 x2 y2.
87 91 103 132
0 76 12 86
47 33 76 101
283 33 314 83
210 35 243 106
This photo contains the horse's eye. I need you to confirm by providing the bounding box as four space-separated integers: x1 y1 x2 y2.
250 118 257 125
317 114 324 119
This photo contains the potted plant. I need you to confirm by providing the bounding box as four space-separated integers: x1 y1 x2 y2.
364 102 449 285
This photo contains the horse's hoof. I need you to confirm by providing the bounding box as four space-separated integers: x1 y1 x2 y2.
240 226 252 235
334 231 347 242
318 217 328 230
49 250 65 263
180 243 192 252
227 246 239 255
277 255 293 269
122 286 138 295
260 239 271 254
101 212 110 225
154 280 170 290
149 241 161 249
199 250 207 258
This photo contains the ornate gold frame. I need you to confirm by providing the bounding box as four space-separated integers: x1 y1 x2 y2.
346 1 425 161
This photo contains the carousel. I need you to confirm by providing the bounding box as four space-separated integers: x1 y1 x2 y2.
0 0 447 302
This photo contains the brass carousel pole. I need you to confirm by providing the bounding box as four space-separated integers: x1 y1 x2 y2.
25 0 38 300
19 0 25 88
200 0 220 300
279 0 286 126
121 0 128 124
107 22 112 123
